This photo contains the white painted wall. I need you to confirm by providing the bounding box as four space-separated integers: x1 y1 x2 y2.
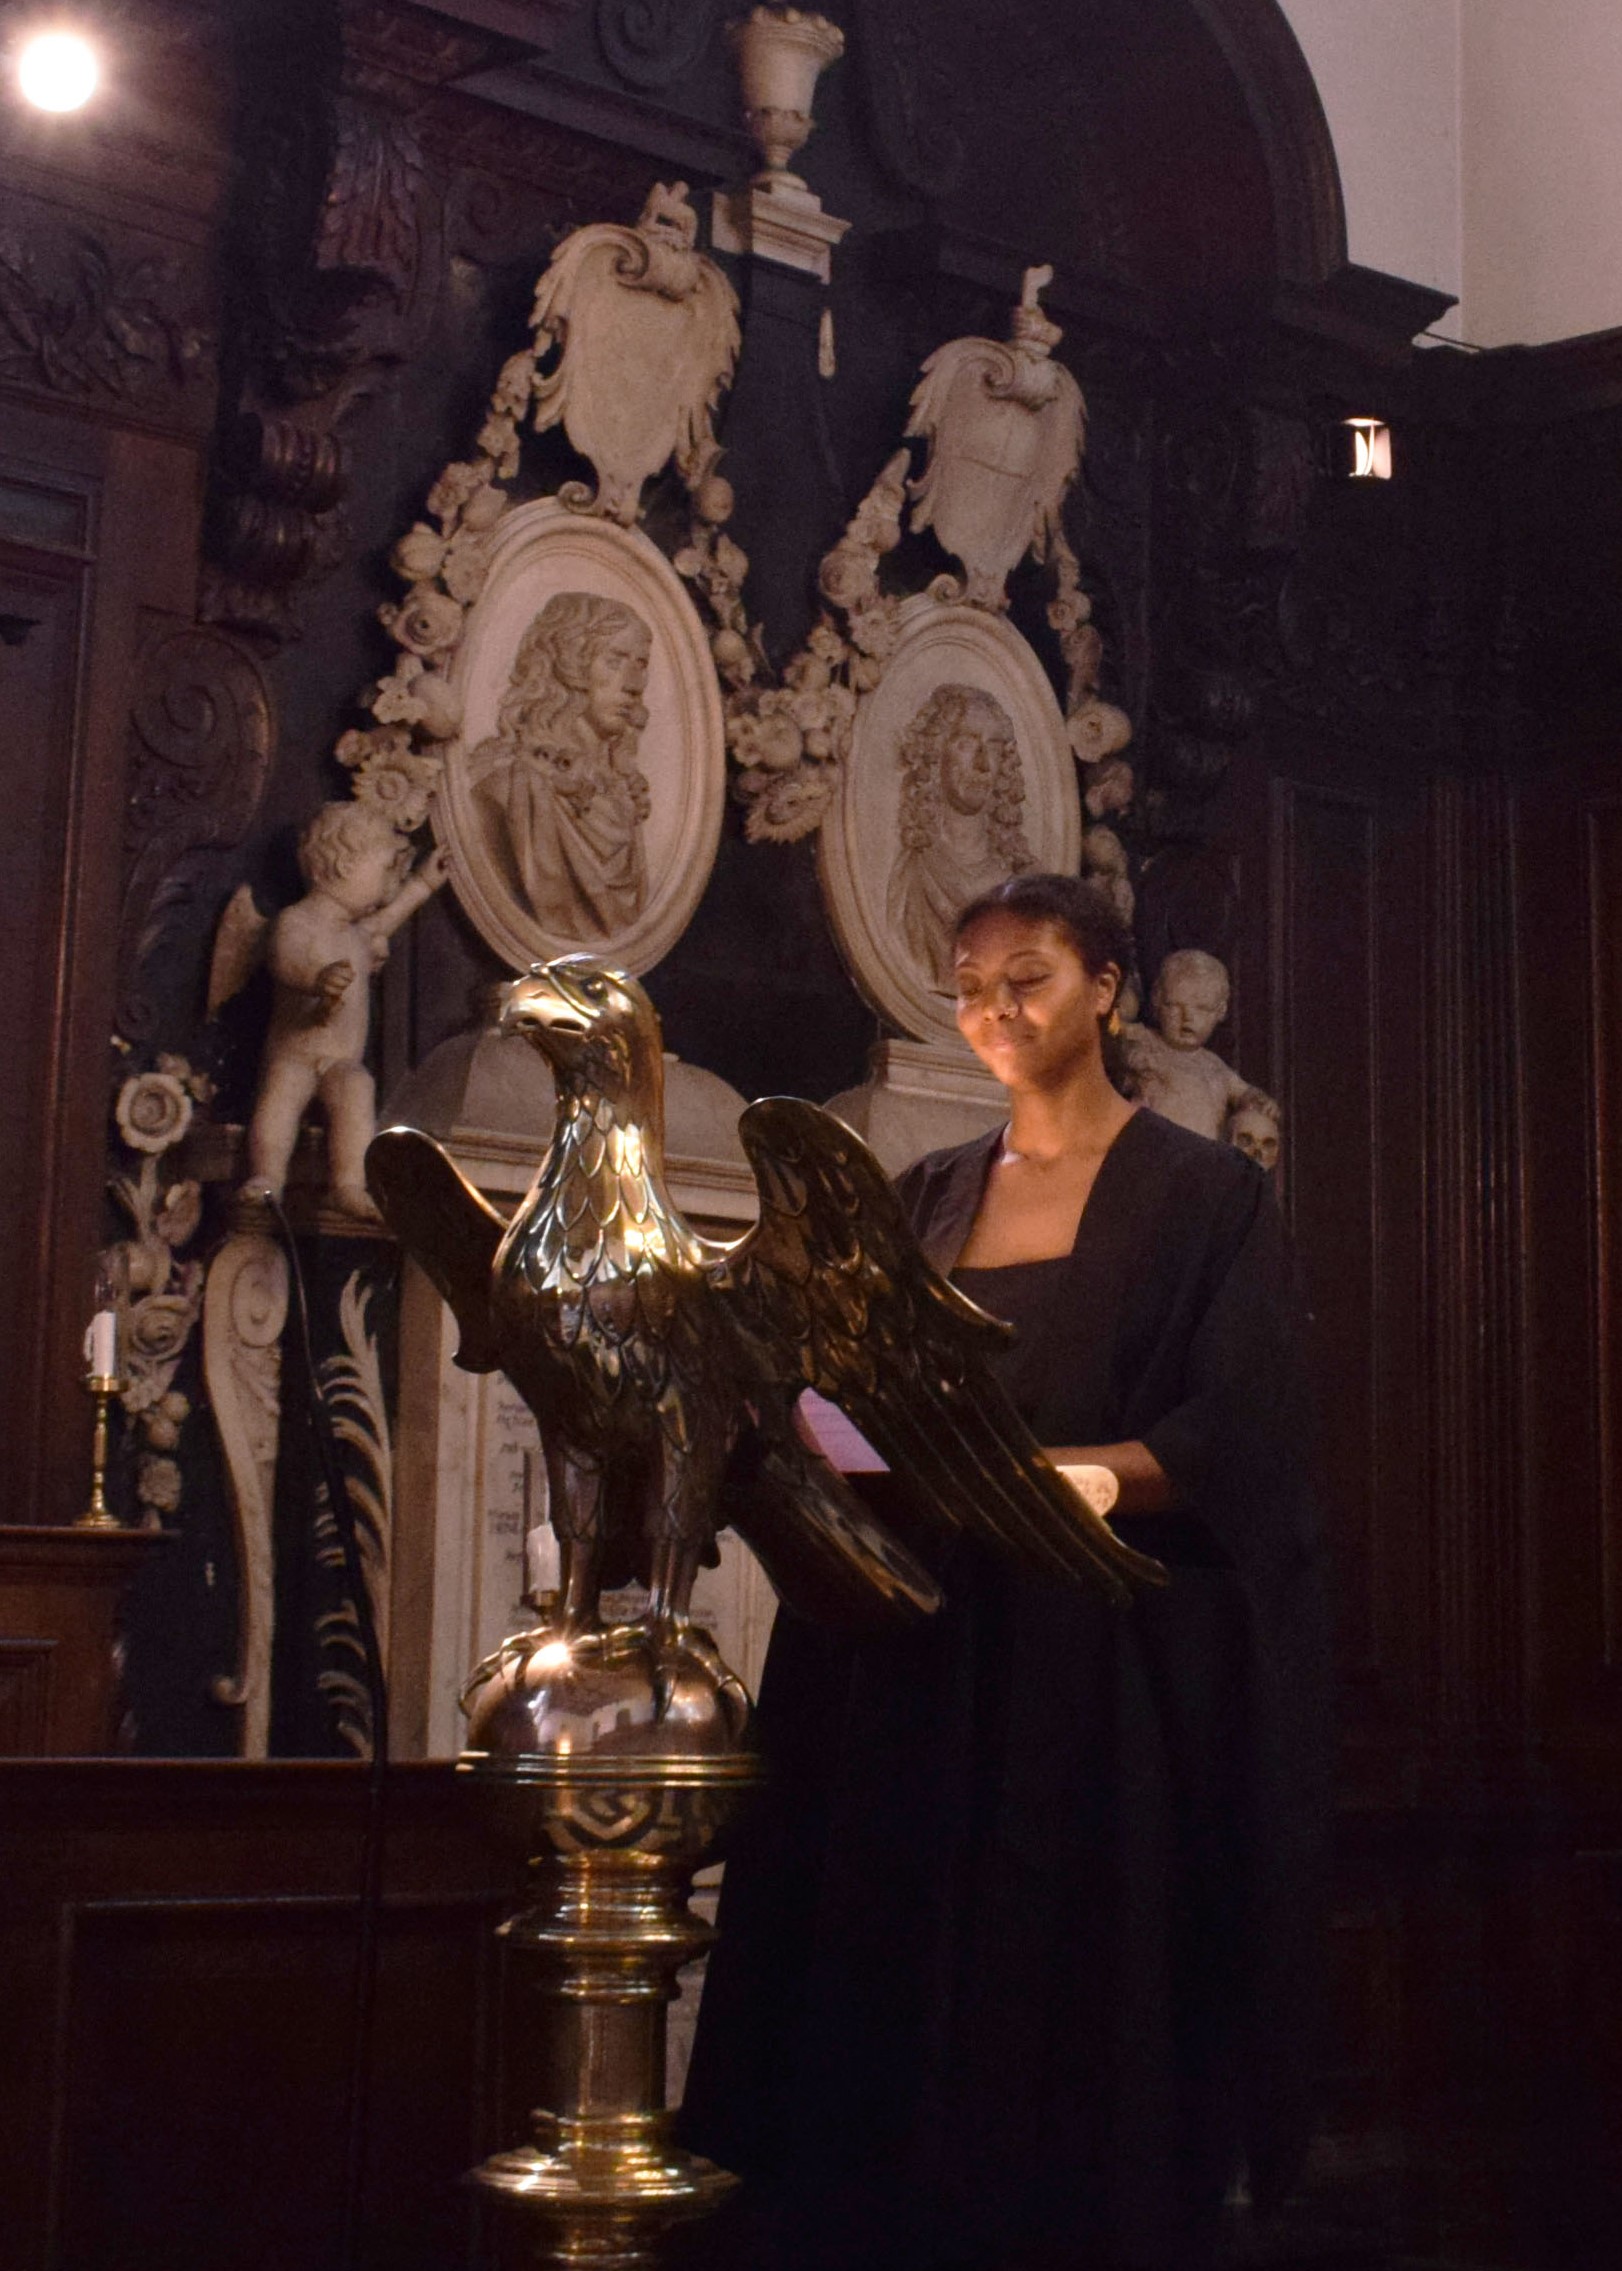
1276 0 1622 349
1277 0 1462 321
1461 0 1622 347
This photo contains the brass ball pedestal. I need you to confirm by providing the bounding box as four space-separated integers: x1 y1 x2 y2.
458 1618 763 2270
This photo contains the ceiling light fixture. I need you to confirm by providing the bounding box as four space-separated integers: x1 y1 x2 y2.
17 27 100 114
1344 417 1393 481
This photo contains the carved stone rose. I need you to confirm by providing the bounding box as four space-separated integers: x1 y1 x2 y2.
115 1070 194 1155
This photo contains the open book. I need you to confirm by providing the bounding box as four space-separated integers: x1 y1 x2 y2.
793 1389 1120 1514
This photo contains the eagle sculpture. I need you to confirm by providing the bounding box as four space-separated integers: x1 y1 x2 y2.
366 958 1162 1660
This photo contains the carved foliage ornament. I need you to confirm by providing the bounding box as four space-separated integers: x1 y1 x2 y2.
329 181 740 974
204 1232 289 1758
0 217 212 420
104 1056 216 1524
685 268 1134 862
120 626 276 1045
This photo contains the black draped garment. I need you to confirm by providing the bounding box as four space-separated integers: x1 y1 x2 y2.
680 1109 1328 2271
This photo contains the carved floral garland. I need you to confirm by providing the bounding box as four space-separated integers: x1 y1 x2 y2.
677 448 1136 854
346 204 1133 913
105 1054 214 1523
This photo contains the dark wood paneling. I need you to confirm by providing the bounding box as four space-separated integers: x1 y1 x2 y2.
0 1528 169 1754
1264 760 1427 1758
0 404 206 1528
1270 777 1382 1676
1515 771 1622 1770
0 1640 55 1752
0 1762 517 2271
1588 803 1622 1675
1423 773 1528 1749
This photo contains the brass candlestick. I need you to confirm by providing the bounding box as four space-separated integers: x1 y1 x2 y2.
78 1373 125 1530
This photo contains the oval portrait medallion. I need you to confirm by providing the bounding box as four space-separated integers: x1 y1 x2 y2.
819 597 1081 1044
439 500 725 976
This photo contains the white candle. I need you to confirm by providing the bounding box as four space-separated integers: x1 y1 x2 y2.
86 1307 118 1380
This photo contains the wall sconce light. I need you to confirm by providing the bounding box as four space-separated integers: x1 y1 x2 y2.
1342 417 1393 481
15 26 100 113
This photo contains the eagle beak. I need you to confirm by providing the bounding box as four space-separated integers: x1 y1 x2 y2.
499 967 589 1047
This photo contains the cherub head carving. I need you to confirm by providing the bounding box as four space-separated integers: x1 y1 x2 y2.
297 799 411 915
1226 1085 1281 1173
1151 948 1230 1051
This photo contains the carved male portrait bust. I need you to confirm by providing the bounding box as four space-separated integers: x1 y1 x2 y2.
886 682 1034 992
467 591 653 943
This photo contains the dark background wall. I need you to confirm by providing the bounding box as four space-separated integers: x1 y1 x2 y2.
6 2 1622 2264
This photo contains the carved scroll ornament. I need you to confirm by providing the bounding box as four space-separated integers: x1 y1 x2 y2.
528 179 740 525
203 1230 290 1759
689 268 1134 874
330 181 739 977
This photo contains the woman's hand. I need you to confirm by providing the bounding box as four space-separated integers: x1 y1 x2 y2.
1046 1439 1179 1515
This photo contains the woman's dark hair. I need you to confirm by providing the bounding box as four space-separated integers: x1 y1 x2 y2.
952 873 1140 1096
952 870 1134 983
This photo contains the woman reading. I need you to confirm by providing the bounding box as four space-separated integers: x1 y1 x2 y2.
682 871 1328 2271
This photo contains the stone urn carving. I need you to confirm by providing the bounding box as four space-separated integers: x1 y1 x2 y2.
727 5 845 185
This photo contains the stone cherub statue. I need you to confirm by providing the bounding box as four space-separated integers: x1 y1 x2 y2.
1122 948 1282 1165
210 801 448 1219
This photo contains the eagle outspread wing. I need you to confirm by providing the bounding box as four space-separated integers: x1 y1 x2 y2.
721 1097 1165 1605
366 1126 506 1376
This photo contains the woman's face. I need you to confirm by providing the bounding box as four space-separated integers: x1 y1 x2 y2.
584 622 651 739
952 912 1117 1090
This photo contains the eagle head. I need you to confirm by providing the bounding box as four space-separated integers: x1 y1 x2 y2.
499 956 662 1109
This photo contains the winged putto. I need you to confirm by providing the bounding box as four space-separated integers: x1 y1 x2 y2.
367 959 1161 1723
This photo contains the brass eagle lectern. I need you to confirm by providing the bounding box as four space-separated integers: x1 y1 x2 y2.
366 956 1159 2270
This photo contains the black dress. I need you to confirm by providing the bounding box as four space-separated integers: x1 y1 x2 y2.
680 1110 1328 2271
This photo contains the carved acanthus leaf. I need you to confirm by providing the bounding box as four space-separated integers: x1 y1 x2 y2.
0 218 212 420
676 273 1133 849
528 181 741 525
204 1231 290 1758
119 627 276 1044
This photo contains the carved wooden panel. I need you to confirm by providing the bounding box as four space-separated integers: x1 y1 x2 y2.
0 1641 54 1755
0 514 93 1522
1514 772 1622 1772
1423 774 1528 1747
1587 802 1622 1678
54 1896 496 2270
1266 769 1424 1740
0 404 205 1527
0 1763 514 2271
